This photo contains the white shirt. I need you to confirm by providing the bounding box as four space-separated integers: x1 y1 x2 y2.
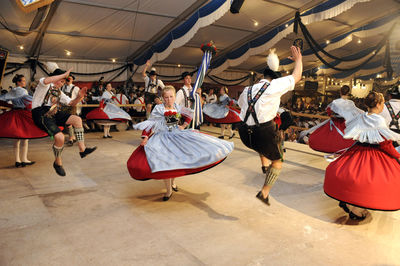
238 76 295 126
101 90 114 100
32 78 71 109
62 83 80 99
175 85 193 108
206 93 217 103
379 99 400 130
144 76 165 94
134 96 146 112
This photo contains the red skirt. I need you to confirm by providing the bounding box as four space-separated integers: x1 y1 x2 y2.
204 107 241 124
0 109 49 139
324 145 400 211
127 145 225 180
309 118 355 153
86 108 127 122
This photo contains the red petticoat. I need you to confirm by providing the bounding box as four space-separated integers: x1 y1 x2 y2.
324 145 400 211
204 107 241 124
127 145 225 180
309 118 355 153
0 109 50 139
86 108 126 122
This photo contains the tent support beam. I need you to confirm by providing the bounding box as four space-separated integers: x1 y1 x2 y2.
28 0 62 58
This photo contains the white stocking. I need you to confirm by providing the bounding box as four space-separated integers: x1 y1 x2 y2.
21 139 30 163
220 124 226 136
163 179 172 196
14 139 21 163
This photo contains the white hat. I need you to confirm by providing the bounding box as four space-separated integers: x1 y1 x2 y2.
267 48 279 71
44 62 59 73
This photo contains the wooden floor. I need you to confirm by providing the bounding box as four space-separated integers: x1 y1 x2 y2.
0 125 399 265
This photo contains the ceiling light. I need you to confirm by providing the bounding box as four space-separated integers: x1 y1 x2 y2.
326 40 330 44
253 20 259 27
357 39 362 44
286 71 289 74
250 71 254 75
65 50 71 56
18 45 24 50
285 24 289 28
178 64 181 68
112 58 116 63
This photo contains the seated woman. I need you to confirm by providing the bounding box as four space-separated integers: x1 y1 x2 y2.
203 86 241 139
300 85 363 153
127 85 234 201
86 83 131 138
324 91 400 221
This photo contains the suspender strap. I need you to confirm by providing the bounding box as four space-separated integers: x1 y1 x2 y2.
385 102 400 129
243 82 270 125
180 88 189 108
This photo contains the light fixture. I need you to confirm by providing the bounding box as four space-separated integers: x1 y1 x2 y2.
285 24 289 28
385 80 387 83
65 50 71 56
253 20 259 27
376 74 380 78
326 40 330 44
286 70 289 74
18 45 24 50
357 39 362 44
250 71 254 75
112 58 116 63
177 64 181 68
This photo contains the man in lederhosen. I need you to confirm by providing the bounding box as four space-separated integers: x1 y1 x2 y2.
61 74 80 146
237 45 302 205
31 68 96 176
380 84 400 145
142 60 165 118
175 71 202 129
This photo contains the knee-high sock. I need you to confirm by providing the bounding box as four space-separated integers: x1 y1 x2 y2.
164 179 172 195
74 127 85 142
21 139 30 162
52 145 64 159
14 139 21 162
264 167 281 187
68 125 75 139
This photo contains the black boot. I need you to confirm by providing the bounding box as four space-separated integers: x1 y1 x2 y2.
53 162 66 176
80 147 97 158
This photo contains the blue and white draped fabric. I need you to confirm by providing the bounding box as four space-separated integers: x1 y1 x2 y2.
280 13 398 70
191 48 214 127
134 0 230 66
133 104 234 173
210 0 371 74
0 87 32 109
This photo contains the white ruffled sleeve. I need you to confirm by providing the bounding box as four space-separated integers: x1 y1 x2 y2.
344 112 400 143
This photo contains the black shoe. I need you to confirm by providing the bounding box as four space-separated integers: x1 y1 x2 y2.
103 136 108 138
349 211 366 221
80 147 97 158
22 161 35 167
15 162 23 168
339 201 350 213
172 185 178 192
218 136 224 139
53 162 66 176
163 192 172 201
228 133 235 139
256 191 270 206
107 135 112 138
261 166 267 174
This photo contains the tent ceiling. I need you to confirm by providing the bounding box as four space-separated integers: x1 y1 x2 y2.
0 0 399 79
